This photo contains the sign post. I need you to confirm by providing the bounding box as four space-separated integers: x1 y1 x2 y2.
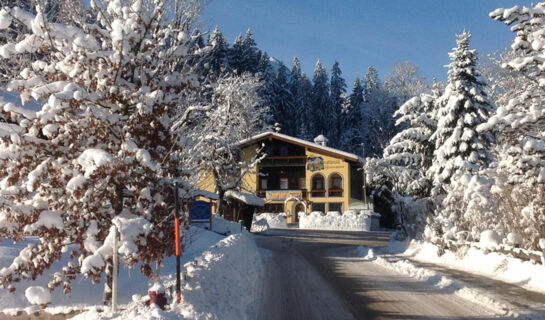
112 225 119 313
174 182 181 303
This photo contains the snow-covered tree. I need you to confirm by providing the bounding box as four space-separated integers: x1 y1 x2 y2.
385 61 428 106
329 61 346 146
426 31 495 244
290 57 313 141
204 26 231 81
0 0 204 295
230 29 261 75
430 31 493 189
183 75 267 215
477 3 545 250
362 66 397 157
310 60 330 139
339 77 364 152
383 93 437 196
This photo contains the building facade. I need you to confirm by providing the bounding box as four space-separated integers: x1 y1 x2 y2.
199 132 371 224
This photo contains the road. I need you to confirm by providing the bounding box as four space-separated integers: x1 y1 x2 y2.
254 229 498 320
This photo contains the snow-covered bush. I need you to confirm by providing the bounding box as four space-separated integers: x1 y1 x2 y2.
251 212 287 232
0 0 206 295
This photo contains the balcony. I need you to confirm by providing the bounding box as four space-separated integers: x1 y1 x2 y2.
256 189 307 200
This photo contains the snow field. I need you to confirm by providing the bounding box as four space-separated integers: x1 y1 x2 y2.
298 210 378 231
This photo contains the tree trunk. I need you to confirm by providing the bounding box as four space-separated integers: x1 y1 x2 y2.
217 188 225 216
104 185 123 306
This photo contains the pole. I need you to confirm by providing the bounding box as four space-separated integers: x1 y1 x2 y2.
112 225 118 313
174 182 181 303
361 143 368 210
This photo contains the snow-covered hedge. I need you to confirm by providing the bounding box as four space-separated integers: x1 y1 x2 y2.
298 210 379 231
251 212 288 232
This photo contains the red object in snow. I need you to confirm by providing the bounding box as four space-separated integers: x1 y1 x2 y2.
147 290 168 310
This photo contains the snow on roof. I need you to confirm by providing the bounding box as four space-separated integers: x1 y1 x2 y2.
225 190 265 207
193 189 219 200
238 131 361 162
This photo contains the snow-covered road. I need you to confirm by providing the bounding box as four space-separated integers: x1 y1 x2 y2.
254 230 496 320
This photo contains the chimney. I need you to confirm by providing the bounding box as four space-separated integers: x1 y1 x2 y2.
314 134 328 146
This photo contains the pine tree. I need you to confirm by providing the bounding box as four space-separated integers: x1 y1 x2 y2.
229 29 261 75
206 26 231 80
290 57 313 141
329 61 347 146
426 31 495 244
339 77 364 152
429 31 493 189
362 66 396 157
383 93 437 196
310 60 330 140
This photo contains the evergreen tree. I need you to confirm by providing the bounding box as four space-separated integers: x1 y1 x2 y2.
310 60 330 140
429 31 493 190
362 66 396 157
426 31 495 244
339 77 364 152
229 29 261 75
290 57 313 140
206 26 231 80
329 61 347 146
383 93 437 196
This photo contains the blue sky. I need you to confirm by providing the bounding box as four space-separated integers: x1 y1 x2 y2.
200 0 533 85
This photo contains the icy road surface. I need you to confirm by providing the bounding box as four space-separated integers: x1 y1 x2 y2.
254 229 495 320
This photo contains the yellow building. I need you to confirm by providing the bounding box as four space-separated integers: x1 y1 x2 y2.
199 132 371 224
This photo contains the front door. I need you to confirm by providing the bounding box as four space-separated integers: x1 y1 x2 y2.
293 203 305 223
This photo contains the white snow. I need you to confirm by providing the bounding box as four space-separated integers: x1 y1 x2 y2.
0 226 261 318
251 212 288 232
23 211 63 233
479 230 502 250
72 231 263 320
77 149 113 177
24 286 51 306
224 190 265 207
298 210 378 231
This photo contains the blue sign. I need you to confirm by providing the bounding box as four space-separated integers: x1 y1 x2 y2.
190 200 211 220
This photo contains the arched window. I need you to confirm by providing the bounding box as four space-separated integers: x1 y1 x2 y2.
328 173 343 197
310 173 325 197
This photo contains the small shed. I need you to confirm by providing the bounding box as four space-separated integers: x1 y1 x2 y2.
223 190 265 230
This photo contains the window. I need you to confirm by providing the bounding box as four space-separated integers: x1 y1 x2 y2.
328 202 343 213
312 202 326 213
280 178 289 190
328 173 343 197
260 178 268 190
311 174 325 197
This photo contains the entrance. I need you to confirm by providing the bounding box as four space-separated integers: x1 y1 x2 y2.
293 203 305 222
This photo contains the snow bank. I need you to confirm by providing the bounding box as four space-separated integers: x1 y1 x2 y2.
0 227 229 316
251 212 287 232
358 247 511 316
74 232 264 320
299 210 378 231
395 240 545 295
211 215 245 235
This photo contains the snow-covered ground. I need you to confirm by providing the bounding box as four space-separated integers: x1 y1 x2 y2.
0 225 264 319
298 210 379 231
356 238 545 318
